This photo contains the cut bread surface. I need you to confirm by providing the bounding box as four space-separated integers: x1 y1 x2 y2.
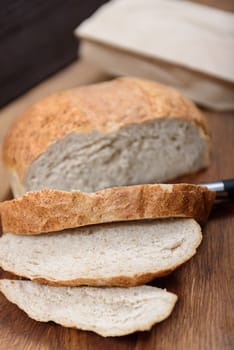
0 218 202 286
0 184 215 234
2 77 210 197
0 280 177 337
23 118 208 196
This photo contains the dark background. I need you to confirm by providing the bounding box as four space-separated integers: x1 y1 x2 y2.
0 0 233 109
0 0 108 108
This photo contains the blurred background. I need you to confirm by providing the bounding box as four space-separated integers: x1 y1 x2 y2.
0 0 109 107
0 0 233 108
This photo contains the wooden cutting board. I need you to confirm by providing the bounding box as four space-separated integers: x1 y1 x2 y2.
0 60 233 350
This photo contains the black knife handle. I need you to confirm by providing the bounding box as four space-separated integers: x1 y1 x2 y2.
200 179 234 199
223 179 234 197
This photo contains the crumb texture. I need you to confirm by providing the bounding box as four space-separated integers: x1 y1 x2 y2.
24 118 208 195
0 219 202 286
0 280 177 336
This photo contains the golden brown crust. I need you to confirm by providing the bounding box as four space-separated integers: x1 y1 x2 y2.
0 184 215 234
3 77 209 181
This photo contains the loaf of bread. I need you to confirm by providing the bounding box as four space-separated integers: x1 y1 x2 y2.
0 183 215 234
0 218 202 287
0 77 214 337
0 280 177 337
3 77 210 198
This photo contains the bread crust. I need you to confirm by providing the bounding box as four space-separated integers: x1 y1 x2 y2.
32 264 191 287
0 184 215 234
3 77 210 182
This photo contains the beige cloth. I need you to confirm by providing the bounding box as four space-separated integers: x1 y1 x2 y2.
76 0 234 110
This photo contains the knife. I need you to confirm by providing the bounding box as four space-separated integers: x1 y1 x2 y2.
199 179 234 199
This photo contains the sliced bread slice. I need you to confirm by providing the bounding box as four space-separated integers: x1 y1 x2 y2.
0 218 202 287
0 184 215 234
0 279 177 337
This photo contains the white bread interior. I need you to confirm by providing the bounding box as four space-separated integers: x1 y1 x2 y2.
12 118 209 197
0 280 177 337
0 218 202 286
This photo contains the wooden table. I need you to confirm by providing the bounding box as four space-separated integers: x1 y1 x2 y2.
0 60 233 350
